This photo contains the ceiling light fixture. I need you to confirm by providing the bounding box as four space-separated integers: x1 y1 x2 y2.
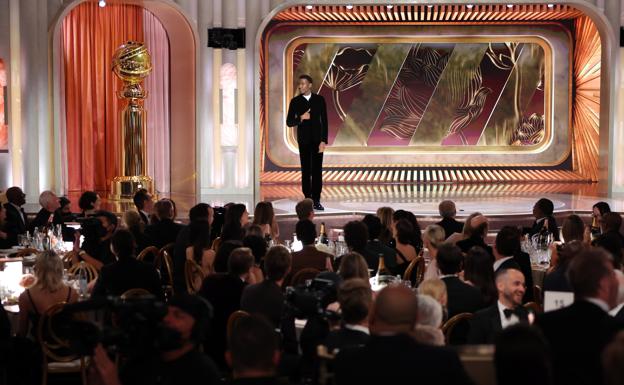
305 4 313 10
507 4 514 8
98 0 106 7
547 4 554 8
386 5 394 9
466 4 474 9
427 5 434 8
346 4 354 10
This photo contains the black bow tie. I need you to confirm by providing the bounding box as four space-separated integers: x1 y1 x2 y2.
503 308 517 319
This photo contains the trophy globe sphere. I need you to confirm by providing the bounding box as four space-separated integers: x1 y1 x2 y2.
112 41 152 84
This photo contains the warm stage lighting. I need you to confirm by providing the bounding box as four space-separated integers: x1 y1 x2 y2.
305 5 313 10
466 4 474 9
427 5 434 8
547 4 554 8
507 4 514 8
346 4 354 10
98 0 106 7
386 5 394 9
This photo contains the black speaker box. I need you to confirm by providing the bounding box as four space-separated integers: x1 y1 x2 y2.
208 28 246 50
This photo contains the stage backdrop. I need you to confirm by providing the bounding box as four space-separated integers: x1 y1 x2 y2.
263 24 571 169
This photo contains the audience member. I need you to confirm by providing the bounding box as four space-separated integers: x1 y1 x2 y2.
334 286 473 384
93 294 220 385
145 199 184 249
77 190 101 217
213 240 244 273
535 248 622 385
29 190 62 231
418 279 448 311
493 226 534 303
221 203 249 242
226 314 281 384
252 201 279 241
392 209 423 251
17 251 78 337
187 220 215 275
437 243 483 318
2 186 28 246
375 206 394 246
422 224 446 281
55 196 75 223
392 219 418 276
464 246 497 306
241 245 291 328
413 294 444 346
610 271 624 321
362 214 397 273
133 188 153 225
74 211 118 270
446 211 481 245
243 233 268 283
0 204 10 248
495 325 553 385
338 252 370 282
543 240 585 293
525 197 559 241
344 220 378 272
456 214 492 255
123 210 152 254
592 201 611 236
436 200 463 240
295 198 315 221
560 214 586 243
592 212 624 267
199 247 255 370
289 219 332 280
323 278 372 353
92 229 163 299
602 331 624 385
468 267 528 344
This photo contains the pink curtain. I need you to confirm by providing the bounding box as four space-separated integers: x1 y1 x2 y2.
143 9 171 193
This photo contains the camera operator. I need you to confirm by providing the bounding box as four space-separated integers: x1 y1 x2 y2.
92 294 220 385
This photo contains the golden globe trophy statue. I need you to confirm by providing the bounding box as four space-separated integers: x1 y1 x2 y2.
110 41 154 199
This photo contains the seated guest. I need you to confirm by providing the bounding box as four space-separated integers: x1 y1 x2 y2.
290 219 332 279
2 186 27 246
603 331 624 385
392 219 418 276
226 314 282 384
199 247 255 370
610 271 624 321
549 214 587 268
29 190 62 231
422 224 446 281
252 201 280 241
535 248 622 385
592 212 624 267
344 220 378 272
456 214 492 256
243 233 267 283
295 198 315 221
375 206 394 246
0 204 10 249
362 214 398 273
17 251 78 337
592 201 611 237
467 268 528 344
241 245 291 328
213 240 244 273
77 190 100 218
544 240 585 292
187 220 216 275
463 247 497 306
495 325 553 385
493 226 534 303
323 278 372 353
133 188 153 225
524 197 559 241
93 294 220 385
437 243 483 318
73 211 117 270
392 209 423 252
55 196 78 240
145 199 184 249
92 230 163 299
122 210 153 254
221 203 249 242
334 286 473 385
338 252 370 282
413 294 445 346
418 279 448 312
447 212 481 245
436 200 464 240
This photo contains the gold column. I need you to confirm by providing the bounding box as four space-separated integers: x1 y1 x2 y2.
110 41 154 199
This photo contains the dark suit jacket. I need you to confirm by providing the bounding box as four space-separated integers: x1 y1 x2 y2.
289 245 331 278
467 303 529 344
29 208 63 232
456 236 493 256
334 334 473 385
172 224 191 294
2 203 28 247
144 218 184 249
365 240 397 272
535 300 624 385
323 327 370 353
436 217 464 239
496 253 535 303
525 215 560 241
91 257 163 299
286 93 328 145
240 280 284 328
138 210 149 225
543 265 572 292
615 305 624 322
441 276 484 318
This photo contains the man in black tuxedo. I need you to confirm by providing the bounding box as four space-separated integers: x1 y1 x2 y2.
524 197 559 241
133 188 154 225
145 199 184 249
493 226 534 303
535 248 623 385
334 285 473 385
436 200 464 240
29 190 62 231
2 186 28 247
286 74 328 211
438 243 484 318
468 267 529 344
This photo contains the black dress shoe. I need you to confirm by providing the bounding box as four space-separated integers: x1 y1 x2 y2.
313 202 325 211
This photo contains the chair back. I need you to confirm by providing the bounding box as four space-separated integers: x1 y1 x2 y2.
211 237 222 253
11 248 39 258
524 301 542 314
68 262 98 283
442 312 474 345
136 246 159 263
533 285 543 306
403 256 425 287
155 244 175 298
120 288 152 300
185 259 205 294
291 267 321 286
226 310 250 339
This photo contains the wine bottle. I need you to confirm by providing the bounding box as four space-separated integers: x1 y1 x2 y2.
377 254 390 276
318 222 329 245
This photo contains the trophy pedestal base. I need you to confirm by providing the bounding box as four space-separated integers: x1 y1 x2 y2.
110 176 154 201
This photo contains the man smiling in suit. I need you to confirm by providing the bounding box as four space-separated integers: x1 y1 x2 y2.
286 74 328 211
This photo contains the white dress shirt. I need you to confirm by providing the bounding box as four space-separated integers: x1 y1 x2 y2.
345 324 370 335
493 256 513 271
303 93 311 101
497 300 520 329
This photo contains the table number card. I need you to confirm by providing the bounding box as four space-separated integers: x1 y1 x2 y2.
544 291 574 312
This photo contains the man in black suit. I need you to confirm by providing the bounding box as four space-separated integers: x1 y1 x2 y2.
592 212 624 267
468 267 529 344
133 188 154 225
524 197 559 241
456 214 493 257
145 199 184 249
535 248 622 385
493 226 534 303
286 74 328 211
436 200 464 240
199 247 254 370
334 285 473 385
289 219 332 280
2 186 28 247
362 214 398 272
29 190 62 231
344 220 379 273
438 243 484 318
323 278 372 353
91 230 163 299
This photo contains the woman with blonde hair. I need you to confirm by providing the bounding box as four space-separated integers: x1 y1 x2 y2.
252 201 280 241
446 212 482 245
376 206 394 246
17 251 78 337
418 278 448 320
422 225 446 281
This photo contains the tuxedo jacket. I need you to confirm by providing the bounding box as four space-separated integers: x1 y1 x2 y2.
496 252 535 303
286 93 328 145
91 257 163 299
144 218 184 249
456 236 493 257
467 303 529 344
240 280 285 328
535 300 624 385
525 215 560 241
322 327 370 353
436 217 464 239
442 276 484 318
29 208 64 233
2 203 28 247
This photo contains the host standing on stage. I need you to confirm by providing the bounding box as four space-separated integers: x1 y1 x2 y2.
286 74 328 211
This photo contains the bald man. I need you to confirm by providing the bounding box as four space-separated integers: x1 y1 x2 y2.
334 286 473 385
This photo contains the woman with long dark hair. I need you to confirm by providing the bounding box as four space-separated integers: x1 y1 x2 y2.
252 201 279 241
221 203 249 242
187 220 215 275
464 246 497 306
392 209 423 252
393 219 418 277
